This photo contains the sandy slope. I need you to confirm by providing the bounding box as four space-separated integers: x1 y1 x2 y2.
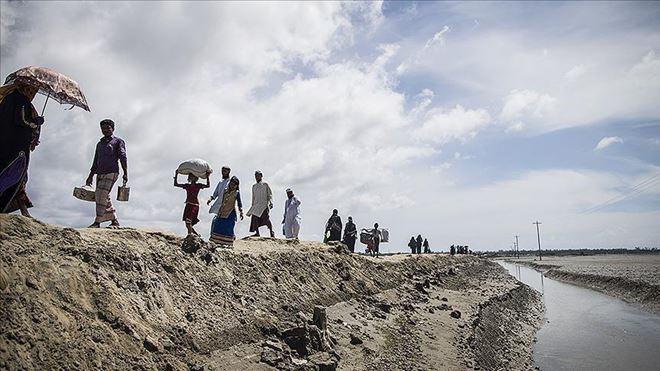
1 215 542 370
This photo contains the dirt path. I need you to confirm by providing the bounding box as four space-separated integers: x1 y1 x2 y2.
1 215 542 370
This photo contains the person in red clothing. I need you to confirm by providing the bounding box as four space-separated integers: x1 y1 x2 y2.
174 170 210 236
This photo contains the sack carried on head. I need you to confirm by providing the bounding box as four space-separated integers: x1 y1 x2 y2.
177 159 213 179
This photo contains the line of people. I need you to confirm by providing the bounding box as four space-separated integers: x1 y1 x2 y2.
80 119 304 246
1 92 456 256
175 166 302 247
408 235 430 254
1 74 445 256
450 245 471 255
323 209 383 257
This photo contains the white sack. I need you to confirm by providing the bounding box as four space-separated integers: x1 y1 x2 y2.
176 159 213 179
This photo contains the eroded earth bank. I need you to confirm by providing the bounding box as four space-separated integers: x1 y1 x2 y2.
1 215 542 370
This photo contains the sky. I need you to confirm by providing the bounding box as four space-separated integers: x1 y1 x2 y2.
1 1 659 252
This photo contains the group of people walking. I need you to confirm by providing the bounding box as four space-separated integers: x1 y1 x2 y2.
0 80 303 247
408 235 431 254
175 166 302 247
2 70 473 258
0 78 130 228
323 209 383 257
450 245 471 255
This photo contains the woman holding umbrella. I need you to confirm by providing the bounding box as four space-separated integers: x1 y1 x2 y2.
0 66 89 214
0 82 44 214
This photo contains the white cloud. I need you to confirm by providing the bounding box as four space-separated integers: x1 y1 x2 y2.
0 0 19 48
399 3 660 132
564 64 588 82
396 25 450 76
424 25 450 50
499 89 557 131
594 136 624 151
453 152 473 160
414 105 491 144
628 50 660 87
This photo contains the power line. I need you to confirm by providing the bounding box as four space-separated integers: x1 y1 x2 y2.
584 172 660 212
582 172 660 214
584 176 660 213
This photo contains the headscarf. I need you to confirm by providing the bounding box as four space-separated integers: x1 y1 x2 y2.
0 83 17 104
218 176 240 218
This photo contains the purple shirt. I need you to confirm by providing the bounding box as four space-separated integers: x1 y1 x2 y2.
90 135 127 175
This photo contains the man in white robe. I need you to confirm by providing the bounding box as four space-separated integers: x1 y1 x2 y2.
282 188 301 239
246 170 274 237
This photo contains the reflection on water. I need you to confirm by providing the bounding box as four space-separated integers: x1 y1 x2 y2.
498 261 660 371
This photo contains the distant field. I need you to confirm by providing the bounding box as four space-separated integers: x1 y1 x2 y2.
510 254 660 287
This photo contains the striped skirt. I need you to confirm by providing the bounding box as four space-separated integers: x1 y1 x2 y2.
210 211 236 245
95 173 118 223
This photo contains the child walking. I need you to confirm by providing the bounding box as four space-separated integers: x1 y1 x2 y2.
174 170 210 236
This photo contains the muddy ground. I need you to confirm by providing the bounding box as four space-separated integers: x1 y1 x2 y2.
1 215 542 370
504 255 660 313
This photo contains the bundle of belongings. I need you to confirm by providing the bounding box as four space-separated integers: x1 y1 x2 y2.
360 230 372 244
176 158 213 178
381 228 389 243
360 228 389 244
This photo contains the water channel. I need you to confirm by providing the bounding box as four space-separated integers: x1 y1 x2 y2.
497 261 660 371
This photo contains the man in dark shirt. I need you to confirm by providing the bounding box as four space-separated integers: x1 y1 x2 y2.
86 119 128 227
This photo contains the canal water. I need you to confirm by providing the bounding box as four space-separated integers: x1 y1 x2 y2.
498 261 660 371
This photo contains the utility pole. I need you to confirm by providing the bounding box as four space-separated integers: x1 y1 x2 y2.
514 235 520 259
533 221 542 261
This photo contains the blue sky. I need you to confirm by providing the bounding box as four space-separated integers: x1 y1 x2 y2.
1 1 659 251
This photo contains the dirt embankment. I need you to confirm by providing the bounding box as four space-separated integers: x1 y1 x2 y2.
1 215 542 370
505 255 660 313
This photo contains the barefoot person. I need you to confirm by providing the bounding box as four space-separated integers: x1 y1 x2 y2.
246 170 275 237
174 171 210 236
210 176 244 246
85 119 128 228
